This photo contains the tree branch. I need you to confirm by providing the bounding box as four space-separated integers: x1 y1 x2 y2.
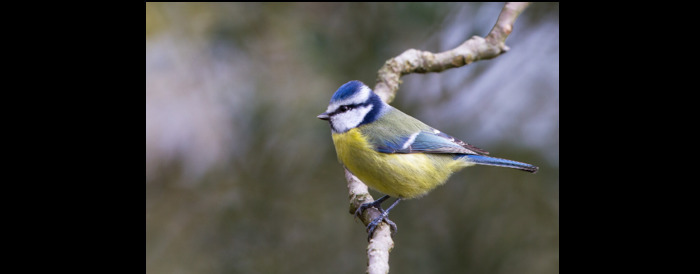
373 2 530 103
346 3 530 273
345 168 393 274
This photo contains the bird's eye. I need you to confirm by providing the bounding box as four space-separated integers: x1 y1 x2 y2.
339 105 350 112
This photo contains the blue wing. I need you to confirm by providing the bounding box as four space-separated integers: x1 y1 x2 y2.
374 130 489 155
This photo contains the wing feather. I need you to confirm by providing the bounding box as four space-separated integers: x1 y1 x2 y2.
360 107 489 155
374 129 488 155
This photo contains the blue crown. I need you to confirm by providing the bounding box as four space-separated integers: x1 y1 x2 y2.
331 80 366 102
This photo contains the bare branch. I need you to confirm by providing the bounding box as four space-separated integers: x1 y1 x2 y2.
345 168 394 274
344 3 530 273
373 2 530 103
486 2 530 49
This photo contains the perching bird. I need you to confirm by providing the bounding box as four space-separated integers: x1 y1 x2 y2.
318 80 538 240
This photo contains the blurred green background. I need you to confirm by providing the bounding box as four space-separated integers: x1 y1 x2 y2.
146 2 558 274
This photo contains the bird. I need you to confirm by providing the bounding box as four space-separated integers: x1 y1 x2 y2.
317 80 538 240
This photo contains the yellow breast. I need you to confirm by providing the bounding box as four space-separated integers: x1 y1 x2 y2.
332 128 469 199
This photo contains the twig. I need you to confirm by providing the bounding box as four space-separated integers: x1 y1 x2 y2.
345 3 530 273
373 2 531 103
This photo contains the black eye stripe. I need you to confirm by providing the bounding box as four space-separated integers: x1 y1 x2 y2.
330 103 365 116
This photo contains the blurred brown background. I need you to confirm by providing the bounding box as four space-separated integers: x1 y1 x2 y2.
146 2 558 273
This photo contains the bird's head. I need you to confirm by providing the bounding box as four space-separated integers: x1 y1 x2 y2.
318 80 387 133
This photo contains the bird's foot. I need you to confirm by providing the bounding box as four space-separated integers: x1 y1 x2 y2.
365 211 397 241
354 195 400 241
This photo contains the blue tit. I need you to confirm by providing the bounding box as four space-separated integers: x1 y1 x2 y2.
318 80 538 239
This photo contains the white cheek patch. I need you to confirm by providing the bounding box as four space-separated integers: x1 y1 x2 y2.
330 104 373 133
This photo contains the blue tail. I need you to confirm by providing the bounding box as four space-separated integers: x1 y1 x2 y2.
461 155 538 173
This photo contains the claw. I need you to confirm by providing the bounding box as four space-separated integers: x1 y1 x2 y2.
365 212 398 241
384 218 397 235
354 195 401 241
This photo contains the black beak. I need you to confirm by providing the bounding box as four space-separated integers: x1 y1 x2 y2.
317 112 330 120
